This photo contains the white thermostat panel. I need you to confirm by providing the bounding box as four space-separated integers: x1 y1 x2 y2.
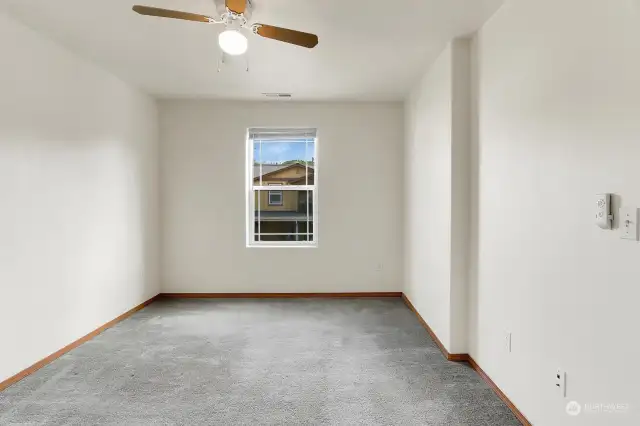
595 194 612 229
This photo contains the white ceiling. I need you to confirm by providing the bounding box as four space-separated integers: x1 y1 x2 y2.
0 0 504 100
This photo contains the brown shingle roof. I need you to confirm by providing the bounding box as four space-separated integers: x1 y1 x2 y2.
253 162 314 179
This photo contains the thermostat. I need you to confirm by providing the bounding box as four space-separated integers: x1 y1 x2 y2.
595 194 612 229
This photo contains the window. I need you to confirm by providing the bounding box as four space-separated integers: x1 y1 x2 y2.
268 184 283 206
247 128 317 247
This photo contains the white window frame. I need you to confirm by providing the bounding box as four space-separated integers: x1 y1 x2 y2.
267 184 283 206
246 128 318 248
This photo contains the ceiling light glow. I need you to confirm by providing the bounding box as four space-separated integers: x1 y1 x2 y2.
218 30 248 55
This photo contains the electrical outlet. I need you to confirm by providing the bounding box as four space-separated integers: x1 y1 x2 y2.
555 368 566 397
376 262 383 272
505 332 512 353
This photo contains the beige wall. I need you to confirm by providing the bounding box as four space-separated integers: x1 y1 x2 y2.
160 101 404 293
0 12 159 384
468 0 640 424
404 42 454 352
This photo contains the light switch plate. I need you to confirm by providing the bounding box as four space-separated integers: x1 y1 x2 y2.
620 206 639 241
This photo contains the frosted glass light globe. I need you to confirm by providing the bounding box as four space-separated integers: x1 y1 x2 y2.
218 30 248 56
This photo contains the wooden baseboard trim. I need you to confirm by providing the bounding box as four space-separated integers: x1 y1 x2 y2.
467 356 532 426
401 293 531 426
447 353 470 362
401 294 467 361
0 294 160 393
160 292 403 299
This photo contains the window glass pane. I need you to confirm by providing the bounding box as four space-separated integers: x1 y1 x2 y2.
253 189 313 243
249 129 316 247
304 140 315 185
253 140 313 183
268 192 283 206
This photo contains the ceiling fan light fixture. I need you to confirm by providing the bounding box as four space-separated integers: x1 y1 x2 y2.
218 30 248 55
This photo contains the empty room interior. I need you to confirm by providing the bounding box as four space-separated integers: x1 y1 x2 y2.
1 0 638 425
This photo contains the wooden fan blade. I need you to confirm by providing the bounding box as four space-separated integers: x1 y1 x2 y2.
132 5 213 23
255 24 318 48
226 0 246 14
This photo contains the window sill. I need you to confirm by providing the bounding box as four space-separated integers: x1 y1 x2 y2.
247 243 317 249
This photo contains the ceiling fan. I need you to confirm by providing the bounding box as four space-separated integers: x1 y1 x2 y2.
132 0 318 56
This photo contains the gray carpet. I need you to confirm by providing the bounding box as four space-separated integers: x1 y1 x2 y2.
0 298 520 425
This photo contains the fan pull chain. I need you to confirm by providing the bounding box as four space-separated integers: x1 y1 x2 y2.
217 52 226 73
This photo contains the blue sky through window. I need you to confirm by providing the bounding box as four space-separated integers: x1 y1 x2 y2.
254 140 315 164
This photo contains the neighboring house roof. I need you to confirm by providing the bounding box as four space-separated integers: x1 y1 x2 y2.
253 162 314 180
289 174 314 185
253 164 287 178
257 177 313 183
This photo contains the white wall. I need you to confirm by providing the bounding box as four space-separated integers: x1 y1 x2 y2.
404 40 471 354
449 39 472 354
160 101 403 293
0 12 159 383
468 0 640 424
405 45 454 350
